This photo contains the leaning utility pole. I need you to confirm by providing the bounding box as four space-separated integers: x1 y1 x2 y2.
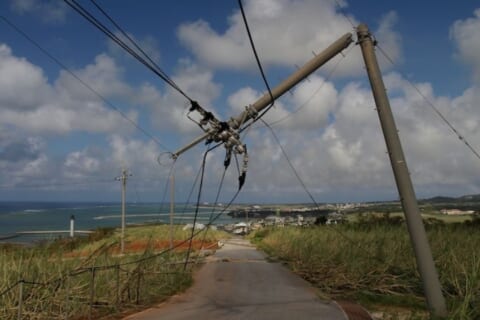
172 32 354 158
357 24 447 317
116 169 130 254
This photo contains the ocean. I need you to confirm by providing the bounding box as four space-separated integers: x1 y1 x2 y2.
0 202 240 244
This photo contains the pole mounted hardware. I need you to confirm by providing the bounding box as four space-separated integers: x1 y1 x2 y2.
186 99 249 189
172 32 354 189
173 32 353 160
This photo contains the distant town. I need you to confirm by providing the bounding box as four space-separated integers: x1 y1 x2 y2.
197 193 480 235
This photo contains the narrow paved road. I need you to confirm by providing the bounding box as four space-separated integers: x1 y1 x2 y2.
124 238 348 320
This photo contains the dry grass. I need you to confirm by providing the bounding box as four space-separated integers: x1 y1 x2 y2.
0 224 228 320
251 219 480 319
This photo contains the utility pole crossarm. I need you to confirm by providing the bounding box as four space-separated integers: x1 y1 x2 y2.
172 32 354 159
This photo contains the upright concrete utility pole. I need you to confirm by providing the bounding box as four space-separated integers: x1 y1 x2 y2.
116 169 129 254
357 24 447 317
170 173 175 249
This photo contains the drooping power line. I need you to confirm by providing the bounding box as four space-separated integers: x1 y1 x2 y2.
376 44 480 162
237 0 275 132
88 0 191 101
63 0 192 102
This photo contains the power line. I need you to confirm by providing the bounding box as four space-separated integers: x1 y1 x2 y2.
237 0 275 131
331 0 480 162
0 179 114 190
0 187 242 303
332 0 356 30
181 141 235 269
177 157 204 222
268 45 355 127
376 44 480 162
261 119 319 207
115 185 242 268
260 118 398 263
182 142 225 269
0 15 170 152
154 159 176 223
64 0 192 102
194 152 230 264
176 143 222 223
88 0 190 101
183 149 209 270
238 0 273 104
190 146 240 262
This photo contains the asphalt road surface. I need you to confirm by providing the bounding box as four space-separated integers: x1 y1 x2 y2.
124 238 349 320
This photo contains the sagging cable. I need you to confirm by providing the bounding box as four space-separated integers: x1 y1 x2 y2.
238 145 248 190
224 149 232 168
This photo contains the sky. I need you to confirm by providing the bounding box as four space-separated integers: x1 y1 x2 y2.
1 0 480 204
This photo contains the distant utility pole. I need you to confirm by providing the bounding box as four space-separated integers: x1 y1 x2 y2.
116 169 131 255
170 173 175 249
357 24 447 317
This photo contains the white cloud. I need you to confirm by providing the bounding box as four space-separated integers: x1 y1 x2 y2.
178 0 351 70
0 45 138 134
0 45 53 111
64 150 101 179
226 75 337 131
0 135 51 187
450 8 480 82
177 0 401 77
108 135 162 172
0 136 44 163
3 2 480 202
374 11 403 69
273 75 337 130
56 54 132 100
10 0 68 24
227 87 262 114
227 86 290 126
221 71 480 202
135 60 221 135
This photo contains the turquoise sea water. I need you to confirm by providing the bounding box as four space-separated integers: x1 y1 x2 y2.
0 202 239 243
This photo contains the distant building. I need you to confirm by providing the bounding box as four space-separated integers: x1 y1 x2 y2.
326 212 346 225
440 209 475 215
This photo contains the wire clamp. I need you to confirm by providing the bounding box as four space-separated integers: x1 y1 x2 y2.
245 104 258 120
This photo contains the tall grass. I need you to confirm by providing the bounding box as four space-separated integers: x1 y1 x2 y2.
0 225 228 319
252 219 480 319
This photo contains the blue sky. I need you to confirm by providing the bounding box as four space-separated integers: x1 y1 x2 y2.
1 0 480 203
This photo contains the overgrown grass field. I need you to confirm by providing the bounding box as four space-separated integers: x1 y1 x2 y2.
251 216 480 319
0 225 228 320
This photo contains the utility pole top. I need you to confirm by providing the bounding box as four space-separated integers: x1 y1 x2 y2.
172 32 353 159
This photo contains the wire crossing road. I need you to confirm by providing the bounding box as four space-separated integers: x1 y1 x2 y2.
124 238 349 320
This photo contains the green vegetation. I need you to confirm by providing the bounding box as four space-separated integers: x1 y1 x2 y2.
251 216 480 319
0 225 228 320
